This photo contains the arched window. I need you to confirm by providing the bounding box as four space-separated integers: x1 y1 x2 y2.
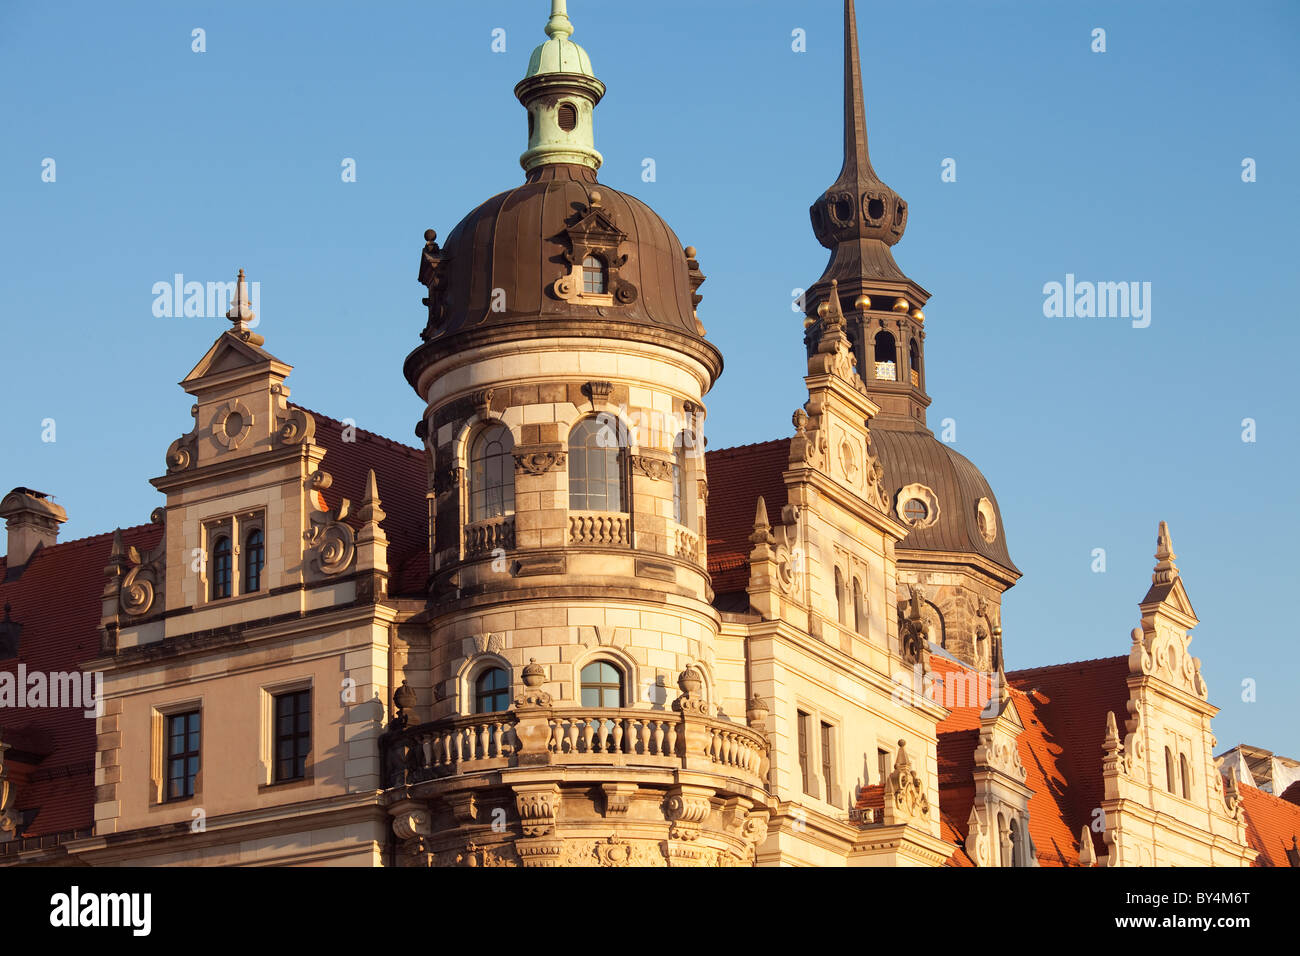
852 578 865 635
469 424 515 522
874 331 897 381
834 568 846 624
672 433 689 524
1179 753 1191 800
1165 747 1176 794
568 418 625 512
580 660 623 708
474 667 510 713
582 255 607 295
997 812 1011 867
1009 817 1022 866
244 528 264 594
908 339 921 387
211 535 232 600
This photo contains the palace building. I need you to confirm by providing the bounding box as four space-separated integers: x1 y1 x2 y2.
2 0 1297 867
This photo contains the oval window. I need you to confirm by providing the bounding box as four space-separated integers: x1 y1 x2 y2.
557 102 578 132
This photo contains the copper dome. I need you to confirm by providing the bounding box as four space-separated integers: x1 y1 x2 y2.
871 427 1020 579
405 164 721 385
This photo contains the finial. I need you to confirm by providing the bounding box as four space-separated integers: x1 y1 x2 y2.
894 739 911 771
545 0 574 40
1152 520 1179 585
226 269 256 327
749 496 775 547
356 469 387 525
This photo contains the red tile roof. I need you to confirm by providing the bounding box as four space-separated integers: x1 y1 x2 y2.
1 522 162 836
704 439 790 598
1239 784 1300 867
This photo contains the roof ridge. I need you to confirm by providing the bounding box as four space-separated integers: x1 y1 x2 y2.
1007 654 1126 679
705 437 789 459
292 403 423 458
2 521 158 564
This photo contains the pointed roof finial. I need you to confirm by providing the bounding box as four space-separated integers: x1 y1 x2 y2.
545 0 573 40
1152 520 1179 585
226 268 256 327
839 0 875 186
749 496 775 547
356 469 387 526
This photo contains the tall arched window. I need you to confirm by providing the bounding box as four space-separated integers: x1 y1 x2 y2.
582 255 607 295
997 812 1011 867
1179 753 1191 800
244 528 264 593
852 578 865 635
580 660 623 708
874 331 897 381
469 424 515 522
1165 747 1176 793
474 667 510 713
672 433 689 524
569 418 625 512
1009 817 1022 867
908 339 921 387
834 568 846 624
211 535 232 600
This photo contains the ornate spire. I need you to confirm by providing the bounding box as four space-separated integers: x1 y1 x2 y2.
515 0 606 172
1152 520 1179 585
225 268 265 345
808 0 909 268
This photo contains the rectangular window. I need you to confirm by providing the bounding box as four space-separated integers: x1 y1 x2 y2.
878 747 891 785
273 689 312 782
820 722 835 803
797 711 812 796
166 710 201 801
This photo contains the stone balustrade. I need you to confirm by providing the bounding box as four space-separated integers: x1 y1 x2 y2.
674 526 700 563
568 511 631 547
464 515 515 558
383 705 769 790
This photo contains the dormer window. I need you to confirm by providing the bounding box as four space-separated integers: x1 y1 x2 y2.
582 255 607 295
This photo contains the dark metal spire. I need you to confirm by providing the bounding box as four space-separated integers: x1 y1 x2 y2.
809 0 908 264
838 0 878 187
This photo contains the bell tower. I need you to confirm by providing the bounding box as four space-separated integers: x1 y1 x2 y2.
805 0 931 429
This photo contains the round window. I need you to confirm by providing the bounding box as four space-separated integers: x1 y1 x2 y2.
904 498 928 524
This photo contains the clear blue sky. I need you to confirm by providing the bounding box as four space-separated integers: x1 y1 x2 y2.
2 1 1296 758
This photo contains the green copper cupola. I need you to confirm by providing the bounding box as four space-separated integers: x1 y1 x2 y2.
514 0 606 172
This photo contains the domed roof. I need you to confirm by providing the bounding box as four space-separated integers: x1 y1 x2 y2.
871 427 1019 579
406 163 721 383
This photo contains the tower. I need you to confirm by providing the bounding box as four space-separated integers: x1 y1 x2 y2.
393 0 770 867
803 0 1019 673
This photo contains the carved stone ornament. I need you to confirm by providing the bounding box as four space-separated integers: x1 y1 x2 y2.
515 785 560 838
304 497 355 576
671 666 710 716
582 380 614 404
884 740 930 823
418 227 449 339
664 785 713 841
165 404 200 472
896 482 940 529
0 734 19 834
514 658 553 708
975 497 998 544
514 451 566 476
273 389 315 446
108 526 166 618
630 455 673 482
212 399 254 450
898 584 932 672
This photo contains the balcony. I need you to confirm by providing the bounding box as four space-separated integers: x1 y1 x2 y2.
383 705 769 792
568 511 631 547
875 361 897 381
464 515 515 559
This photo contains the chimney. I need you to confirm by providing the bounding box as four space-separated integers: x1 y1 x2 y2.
0 488 68 570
